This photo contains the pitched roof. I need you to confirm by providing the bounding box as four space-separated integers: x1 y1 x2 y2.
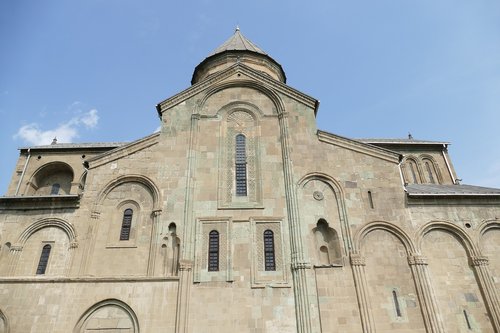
358 138 449 145
19 142 127 151
208 27 268 57
406 183 500 196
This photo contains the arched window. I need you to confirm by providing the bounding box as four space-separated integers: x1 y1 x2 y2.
263 229 276 271
36 244 52 274
235 134 247 196
50 183 60 195
208 230 219 271
120 208 133 241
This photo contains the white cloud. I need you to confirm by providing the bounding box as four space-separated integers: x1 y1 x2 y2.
14 109 99 145
79 109 99 128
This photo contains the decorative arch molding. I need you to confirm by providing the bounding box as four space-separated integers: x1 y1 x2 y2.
26 161 76 195
217 100 263 208
297 172 346 197
0 309 10 333
401 155 423 184
29 161 75 183
297 172 352 250
477 219 500 238
415 220 479 257
15 217 77 248
217 101 263 120
94 175 162 213
419 154 443 184
354 221 416 255
477 219 500 253
197 79 285 116
73 298 139 333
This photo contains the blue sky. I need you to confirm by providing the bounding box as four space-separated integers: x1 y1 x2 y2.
1 0 500 194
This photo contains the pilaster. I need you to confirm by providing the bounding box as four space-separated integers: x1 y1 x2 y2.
350 253 375 333
175 261 193 333
175 112 200 333
470 256 500 331
278 111 320 333
147 209 162 276
407 254 445 333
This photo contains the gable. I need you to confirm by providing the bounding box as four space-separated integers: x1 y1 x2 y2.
156 63 319 117
86 132 160 169
317 130 401 164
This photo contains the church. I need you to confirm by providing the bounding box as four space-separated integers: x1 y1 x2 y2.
1 29 499 333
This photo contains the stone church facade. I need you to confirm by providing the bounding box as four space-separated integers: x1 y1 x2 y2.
1 29 500 332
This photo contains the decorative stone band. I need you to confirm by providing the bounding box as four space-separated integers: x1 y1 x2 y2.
152 209 162 218
10 245 23 252
291 261 311 270
350 254 366 266
407 255 428 266
178 261 193 272
277 111 289 120
470 256 489 267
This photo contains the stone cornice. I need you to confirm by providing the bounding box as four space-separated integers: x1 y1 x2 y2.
87 132 160 169
317 130 401 164
0 194 80 210
0 276 179 283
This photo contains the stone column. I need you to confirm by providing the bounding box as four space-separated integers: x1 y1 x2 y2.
66 241 78 276
350 253 375 333
175 113 200 333
278 111 320 333
147 209 162 276
79 211 100 275
8 245 23 276
470 256 500 331
175 261 193 333
407 254 445 333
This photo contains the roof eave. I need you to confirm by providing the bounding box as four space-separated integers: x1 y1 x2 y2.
191 50 287 85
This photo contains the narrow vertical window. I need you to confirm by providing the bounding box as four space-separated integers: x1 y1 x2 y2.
368 191 374 209
425 162 435 184
208 230 219 271
36 244 51 275
235 134 247 196
120 208 133 241
463 310 472 330
392 290 402 317
50 183 60 195
264 230 276 271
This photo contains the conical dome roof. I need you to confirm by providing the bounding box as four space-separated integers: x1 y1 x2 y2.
207 27 268 57
191 28 286 85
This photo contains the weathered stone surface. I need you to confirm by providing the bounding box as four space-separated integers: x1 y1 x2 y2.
0 30 499 333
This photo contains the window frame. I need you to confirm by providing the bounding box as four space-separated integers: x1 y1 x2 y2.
235 134 248 196
50 183 60 195
119 208 133 241
208 230 220 272
36 244 52 275
263 229 276 271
